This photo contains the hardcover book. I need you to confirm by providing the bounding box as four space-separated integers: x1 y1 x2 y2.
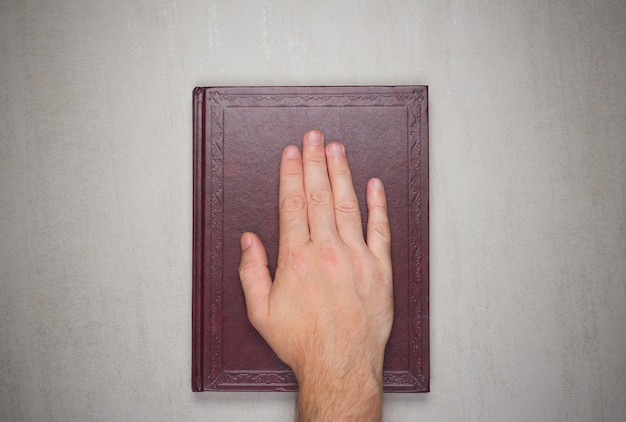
192 86 429 392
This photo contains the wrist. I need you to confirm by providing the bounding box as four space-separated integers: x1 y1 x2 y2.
295 357 383 392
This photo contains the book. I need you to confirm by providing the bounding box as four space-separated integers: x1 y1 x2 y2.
192 86 429 392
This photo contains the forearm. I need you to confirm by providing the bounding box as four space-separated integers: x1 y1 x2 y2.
296 363 384 422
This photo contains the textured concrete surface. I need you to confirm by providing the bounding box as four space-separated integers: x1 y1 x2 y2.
1 0 625 420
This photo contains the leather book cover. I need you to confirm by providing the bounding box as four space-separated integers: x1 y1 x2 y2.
192 86 429 392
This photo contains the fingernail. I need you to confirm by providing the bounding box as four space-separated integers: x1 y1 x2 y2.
241 234 252 250
327 142 343 157
306 130 322 145
285 145 299 158
372 178 383 190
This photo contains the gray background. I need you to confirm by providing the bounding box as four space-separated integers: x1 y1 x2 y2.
1 0 625 421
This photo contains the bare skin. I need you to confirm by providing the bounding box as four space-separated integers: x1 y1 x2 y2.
238 130 393 421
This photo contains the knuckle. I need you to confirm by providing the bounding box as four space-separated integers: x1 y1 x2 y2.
331 168 351 178
280 194 306 213
238 261 256 281
319 242 340 271
308 189 333 206
370 200 387 211
284 168 302 177
279 247 306 273
373 221 391 239
334 199 360 214
307 154 327 164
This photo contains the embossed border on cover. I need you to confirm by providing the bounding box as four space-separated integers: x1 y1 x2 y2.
192 86 429 392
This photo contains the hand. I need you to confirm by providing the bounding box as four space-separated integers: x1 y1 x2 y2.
238 130 393 421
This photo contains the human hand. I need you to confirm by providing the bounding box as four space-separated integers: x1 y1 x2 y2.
238 130 393 421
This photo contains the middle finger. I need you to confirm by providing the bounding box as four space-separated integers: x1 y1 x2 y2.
302 130 337 241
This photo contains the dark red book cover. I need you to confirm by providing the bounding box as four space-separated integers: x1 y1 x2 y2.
192 86 429 392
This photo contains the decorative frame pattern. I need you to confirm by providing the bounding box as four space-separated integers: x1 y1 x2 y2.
193 86 429 392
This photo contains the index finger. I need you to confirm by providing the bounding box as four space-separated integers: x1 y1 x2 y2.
279 145 309 248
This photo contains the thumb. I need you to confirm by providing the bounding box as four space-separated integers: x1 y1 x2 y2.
238 232 272 331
